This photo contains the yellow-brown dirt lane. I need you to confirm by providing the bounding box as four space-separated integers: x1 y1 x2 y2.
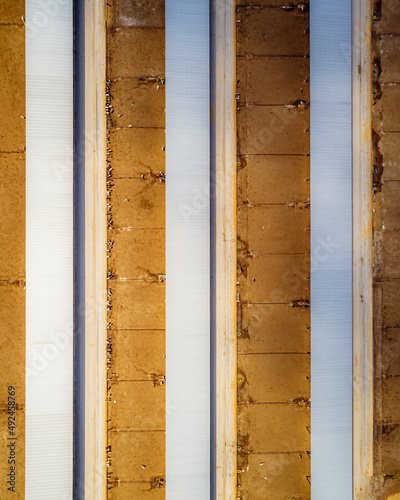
106 1 166 498
0 1 25 498
236 4 311 499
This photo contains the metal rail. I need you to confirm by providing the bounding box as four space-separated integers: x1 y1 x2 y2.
210 0 237 498
73 0 85 496
352 0 374 497
82 1 107 498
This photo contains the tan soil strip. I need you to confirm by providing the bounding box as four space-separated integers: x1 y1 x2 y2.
0 1 25 498
372 0 400 497
236 5 310 499
105 1 166 498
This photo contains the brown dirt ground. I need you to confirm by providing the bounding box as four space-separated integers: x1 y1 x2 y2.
373 1 400 497
236 4 310 499
237 452 310 500
0 1 25 498
106 1 165 497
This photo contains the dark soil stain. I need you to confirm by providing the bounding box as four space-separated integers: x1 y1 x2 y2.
372 129 384 192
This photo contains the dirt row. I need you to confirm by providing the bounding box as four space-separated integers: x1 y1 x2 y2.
372 0 400 498
235 5 311 499
105 1 166 498
0 0 25 498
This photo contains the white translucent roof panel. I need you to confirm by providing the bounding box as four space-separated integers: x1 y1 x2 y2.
165 1 211 498
26 1 73 498
310 0 353 498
